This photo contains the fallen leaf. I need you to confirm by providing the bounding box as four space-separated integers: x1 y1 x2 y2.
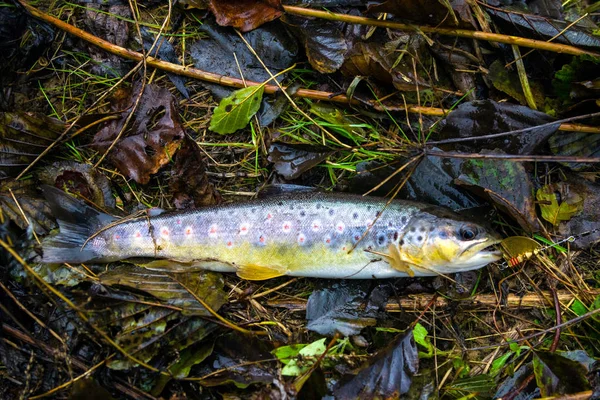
169 137 221 209
268 142 332 180
549 131 600 171
554 177 600 249
369 0 476 28
306 281 389 337
488 59 546 107
91 83 185 184
454 153 540 231
209 85 265 134
334 330 418 399
0 180 55 235
208 0 282 32
281 14 347 73
536 182 583 226
0 112 65 179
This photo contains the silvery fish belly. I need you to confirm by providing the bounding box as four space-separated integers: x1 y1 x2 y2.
41 186 501 280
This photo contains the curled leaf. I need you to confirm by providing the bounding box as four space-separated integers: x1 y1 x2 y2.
536 182 583 226
208 0 282 32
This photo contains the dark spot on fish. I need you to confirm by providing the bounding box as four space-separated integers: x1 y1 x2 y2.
299 210 306 217
354 235 360 241
419 227 426 232
439 231 448 239
353 212 359 220
429 226 435 231
401 216 407 224
417 236 423 241
410 227 416 232
393 231 399 241
388 222 393 227
367 245 373 251
251 208 256 214
377 235 386 245
367 206 372 211
375 211 381 218
277 201 283 206
399 239 404 246
316 203 322 209
329 209 334 216
290 205 294 210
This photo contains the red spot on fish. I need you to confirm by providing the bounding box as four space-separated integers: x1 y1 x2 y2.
283 221 292 233
259 235 266 244
209 224 218 238
227 241 233 248
176 219 182 225
324 236 332 245
162 229 169 236
239 223 250 235
297 233 306 245
186 227 193 236
312 220 321 232
266 213 273 220
336 222 345 233
114 234 120 240
342 246 347 251
135 232 141 238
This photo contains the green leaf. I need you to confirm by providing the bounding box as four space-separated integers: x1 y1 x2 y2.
413 322 434 358
209 86 264 134
571 299 588 317
278 338 327 377
536 183 583 226
490 352 513 377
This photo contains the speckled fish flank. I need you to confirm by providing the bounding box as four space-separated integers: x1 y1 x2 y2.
41 187 502 280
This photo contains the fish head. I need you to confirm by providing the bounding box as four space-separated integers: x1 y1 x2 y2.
399 212 502 274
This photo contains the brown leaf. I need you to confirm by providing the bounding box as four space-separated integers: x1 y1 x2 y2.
169 137 221 209
0 180 55 234
91 83 185 184
208 0 283 32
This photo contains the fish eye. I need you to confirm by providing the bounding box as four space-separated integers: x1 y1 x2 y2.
459 225 478 241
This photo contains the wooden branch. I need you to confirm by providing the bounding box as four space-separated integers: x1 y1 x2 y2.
283 6 600 58
18 1 600 135
267 289 600 312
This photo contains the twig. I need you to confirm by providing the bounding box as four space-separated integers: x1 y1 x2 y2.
282 6 600 57
424 149 600 163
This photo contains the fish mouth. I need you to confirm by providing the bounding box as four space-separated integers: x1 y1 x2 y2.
464 238 503 260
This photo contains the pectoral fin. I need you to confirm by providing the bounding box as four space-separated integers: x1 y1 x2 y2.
386 245 416 277
236 264 287 280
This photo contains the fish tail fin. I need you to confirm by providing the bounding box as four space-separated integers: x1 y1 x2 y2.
41 185 116 264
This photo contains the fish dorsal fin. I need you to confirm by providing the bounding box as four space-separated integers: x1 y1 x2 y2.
236 264 286 280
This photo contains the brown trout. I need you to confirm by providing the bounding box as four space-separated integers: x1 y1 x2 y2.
41 186 501 279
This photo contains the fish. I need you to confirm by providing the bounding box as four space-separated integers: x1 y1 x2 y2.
41 186 502 280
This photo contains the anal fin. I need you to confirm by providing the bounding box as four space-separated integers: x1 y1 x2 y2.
236 264 286 280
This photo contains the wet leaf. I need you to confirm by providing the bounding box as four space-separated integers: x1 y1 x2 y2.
0 180 55 235
281 14 347 73
487 8 600 50
438 100 560 155
549 131 600 171
306 281 389 337
99 265 227 316
91 83 185 184
334 330 418 399
268 142 332 180
536 182 583 226
0 112 65 179
190 17 297 126
454 153 540 232
413 322 434 358
443 374 495 397
208 0 282 32
37 161 115 209
141 28 188 98
488 59 546 107
209 85 265 134
553 177 600 249
533 352 591 396
369 0 476 28
169 137 221 209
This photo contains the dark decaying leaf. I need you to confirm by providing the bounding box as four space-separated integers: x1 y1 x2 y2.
170 137 221 209
141 28 189 99
549 131 600 171
268 142 332 180
281 14 347 74
553 177 600 249
196 333 277 388
340 39 432 91
190 18 297 124
334 330 418 399
487 8 600 50
369 0 476 28
350 158 482 211
533 352 592 396
306 281 390 337
37 161 115 209
91 83 185 184
0 112 65 179
99 265 227 316
0 180 55 234
488 59 546 107
454 154 540 232
208 0 283 32
438 100 560 154
443 374 495 398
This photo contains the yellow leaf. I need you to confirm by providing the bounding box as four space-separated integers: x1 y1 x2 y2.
536 183 583 226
